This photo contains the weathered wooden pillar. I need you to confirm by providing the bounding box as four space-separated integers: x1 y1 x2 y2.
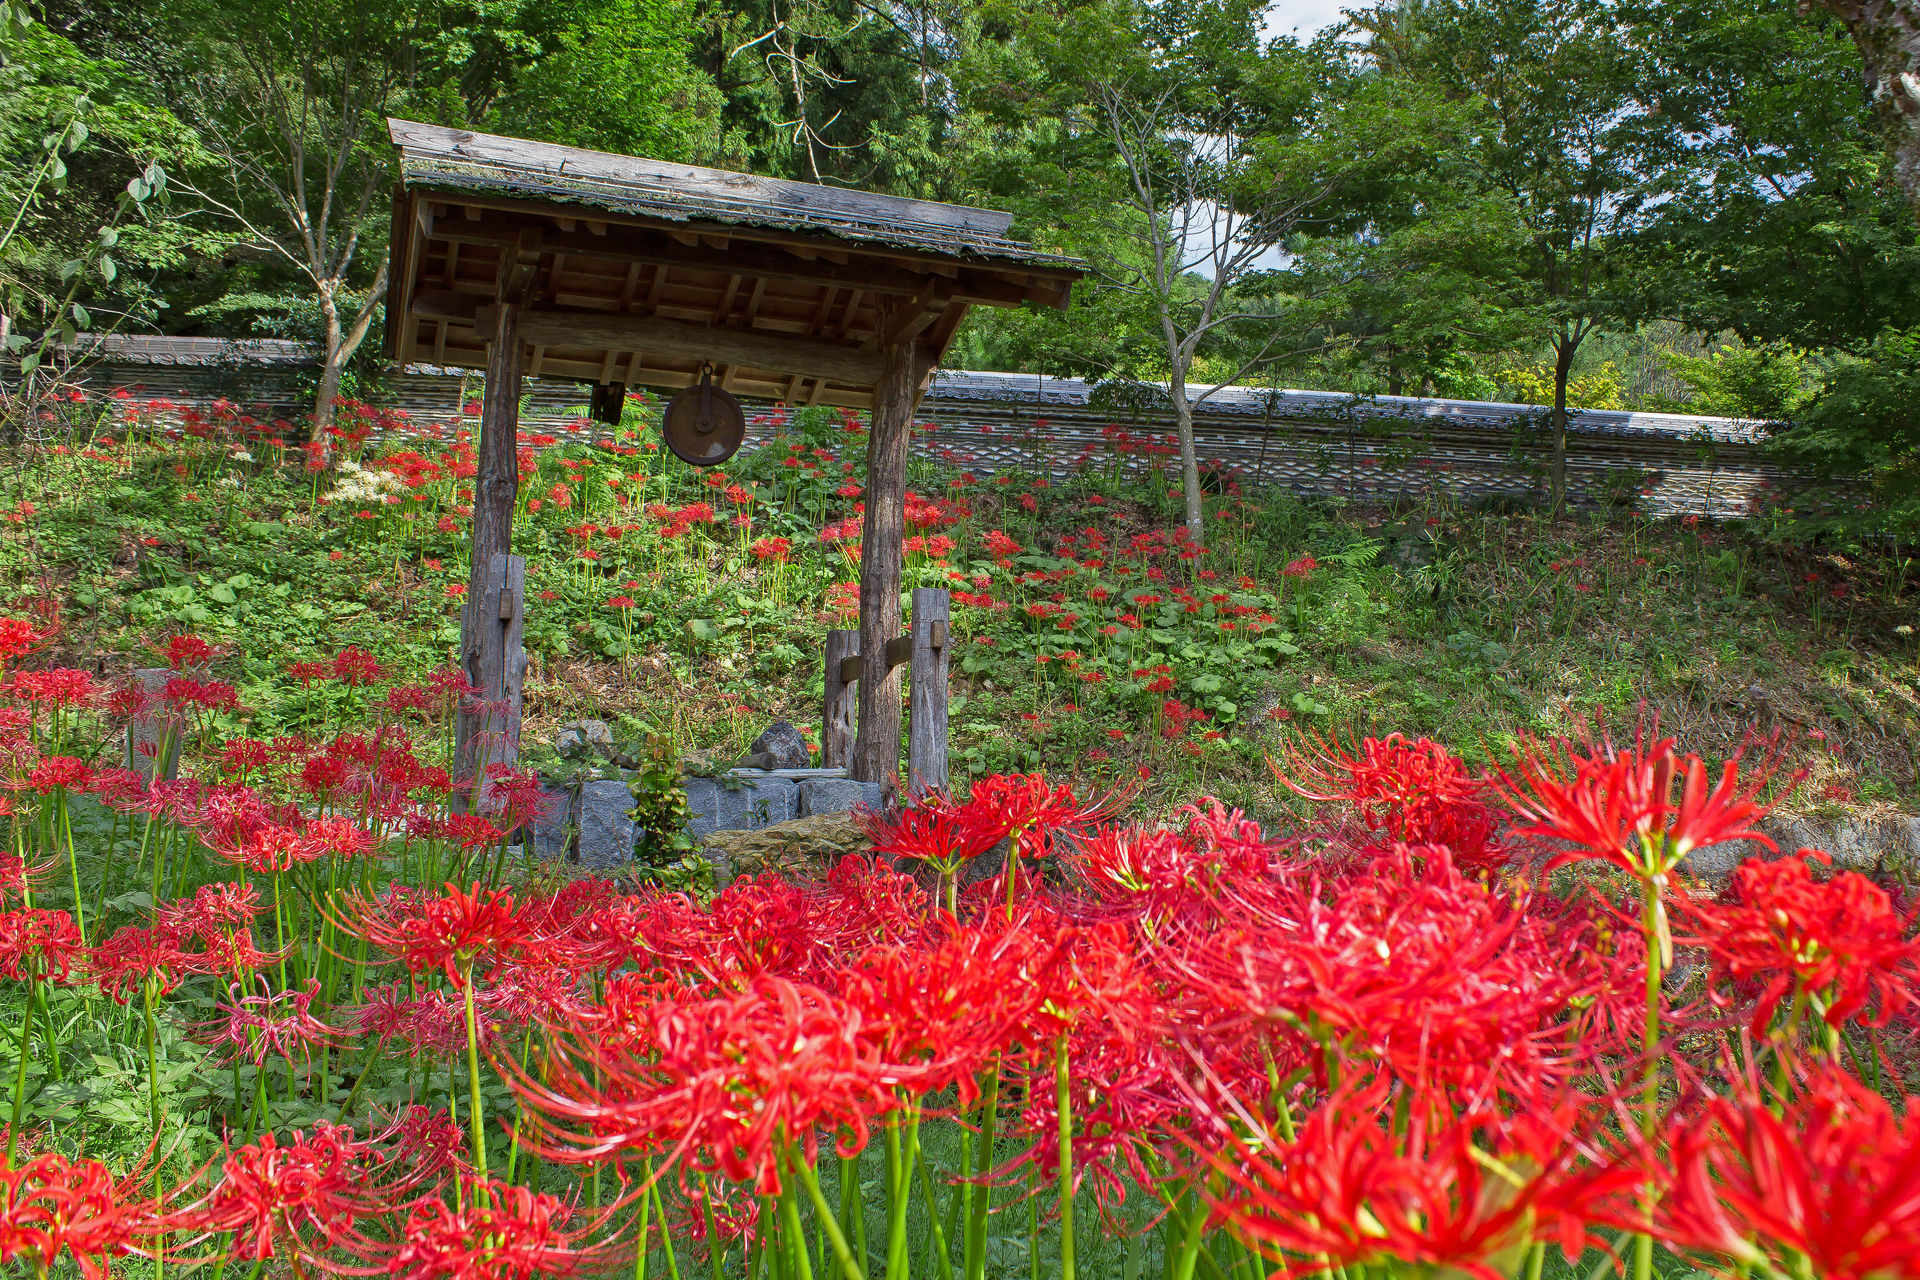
821 628 859 769
459 554 527 798
458 303 523 785
907 587 950 796
851 331 933 791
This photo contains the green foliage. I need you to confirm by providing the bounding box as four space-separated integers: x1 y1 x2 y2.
625 721 695 864
1766 329 1920 539
1651 343 1813 419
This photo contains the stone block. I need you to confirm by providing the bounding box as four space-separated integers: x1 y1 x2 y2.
530 778 578 862
129 668 180 781
683 777 722 840
718 776 798 831
797 777 883 818
577 778 635 871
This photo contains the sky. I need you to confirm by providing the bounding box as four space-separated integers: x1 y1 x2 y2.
1263 0 1353 37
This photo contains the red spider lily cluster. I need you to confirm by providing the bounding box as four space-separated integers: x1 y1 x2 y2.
0 620 1914 1280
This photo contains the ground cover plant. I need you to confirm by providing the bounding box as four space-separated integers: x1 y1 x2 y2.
0 384 1912 1279
2 385 1917 833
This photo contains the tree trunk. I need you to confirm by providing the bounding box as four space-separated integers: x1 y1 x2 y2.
307 257 390 442
312 283 346 439
312 350 347 441
852 327 933 797
1550 338 1576 518
1169 369 1204 548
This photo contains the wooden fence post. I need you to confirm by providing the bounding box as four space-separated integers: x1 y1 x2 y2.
822 628 859 769
908 588 950 796
457 552 526 806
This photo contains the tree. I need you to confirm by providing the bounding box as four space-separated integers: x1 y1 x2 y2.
1356 0 1649 515
1808 0 1920 215
968 0 1443 545
158 0 446 435
1628 0 1920 348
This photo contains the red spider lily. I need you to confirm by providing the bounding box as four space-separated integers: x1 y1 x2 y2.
225 822 328 874
302 816 374 860
163 634 216 670
195 978 343 1067
836 917 1065 1104
337 881 533 985
163 676 240 714
180 1123 408 1274
390 1178 611 1280
0 617 43 670
87 924 192 1003
1493 723 1785 877
10 668 96 708
0 907 83 981
0 1151 148 1279
1675 853 1920 1035
1645 1060 1920 1280
1194 1075 1633 1280
517 976 893 1194
380 1104 473 1183
24 756 93 794
0 848 58 902
1172 844 1600 1095
962 772 1132 857
856 800 1003 878
330 647 387 687
1276 732 1508 866
156 880 262 938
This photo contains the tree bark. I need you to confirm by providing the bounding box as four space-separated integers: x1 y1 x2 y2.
852 326 933 795
307 257 390 441
1169 369 1204 548
1550 338 1576 518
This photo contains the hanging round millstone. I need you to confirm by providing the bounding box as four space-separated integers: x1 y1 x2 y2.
661 366 746 466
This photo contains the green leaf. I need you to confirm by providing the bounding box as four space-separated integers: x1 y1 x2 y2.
207 584 238 605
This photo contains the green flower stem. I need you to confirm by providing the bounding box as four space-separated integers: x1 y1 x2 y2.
57 792 84 945
1055 1035 1075 1280
701 1174 724 1280
884 1110 915 1280
142 979 162 1135
634 1172 654 1280
651 1177 682 1280
788 1144 866 1280
459 959 489 1181
909 1117 955 1280
8 971 37 1165
1636 867 1668 1280
964 1066 1001 1280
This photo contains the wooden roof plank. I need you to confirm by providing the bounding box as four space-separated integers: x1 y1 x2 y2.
389 118 1016 238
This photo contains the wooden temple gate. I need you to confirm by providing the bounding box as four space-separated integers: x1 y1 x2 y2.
381 120 1081 798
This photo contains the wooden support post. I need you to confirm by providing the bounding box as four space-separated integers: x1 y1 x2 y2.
851 315 935 793
908 588 950 796
457 300 524 787
458 553 527 802
822 628 859 769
